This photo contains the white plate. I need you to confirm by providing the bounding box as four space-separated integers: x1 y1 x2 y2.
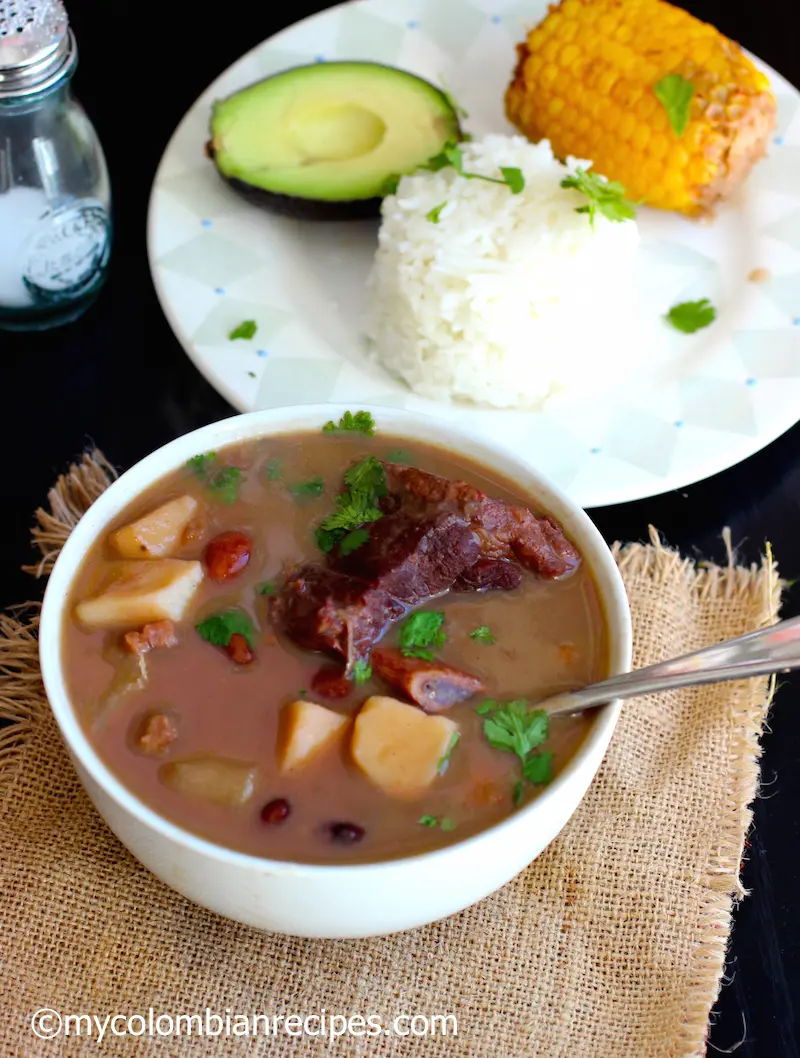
147 0 800 508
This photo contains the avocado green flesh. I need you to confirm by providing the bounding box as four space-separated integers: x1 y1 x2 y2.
211 62 461 202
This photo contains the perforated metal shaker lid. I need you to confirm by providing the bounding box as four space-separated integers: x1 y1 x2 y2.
0 0 75 97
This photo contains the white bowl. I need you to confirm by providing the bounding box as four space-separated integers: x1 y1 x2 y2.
39 404 632 939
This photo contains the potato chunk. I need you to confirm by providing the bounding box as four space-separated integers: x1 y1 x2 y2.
159 754 257 807
351 695 459 798
110 495 199 558
75 560 203 630
278 699 348 774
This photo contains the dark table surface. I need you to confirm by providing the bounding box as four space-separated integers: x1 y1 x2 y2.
3 1 799 1053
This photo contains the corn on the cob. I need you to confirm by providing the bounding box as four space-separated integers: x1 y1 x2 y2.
505 0 776 216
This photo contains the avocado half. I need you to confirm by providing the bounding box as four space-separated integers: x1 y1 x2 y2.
207 62 463 220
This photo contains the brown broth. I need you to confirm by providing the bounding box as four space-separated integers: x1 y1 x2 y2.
62 431 608 864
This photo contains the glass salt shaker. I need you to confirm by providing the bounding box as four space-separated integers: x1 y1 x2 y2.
0 0 111 331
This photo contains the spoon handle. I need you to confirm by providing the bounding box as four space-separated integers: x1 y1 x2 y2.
541 615 800 717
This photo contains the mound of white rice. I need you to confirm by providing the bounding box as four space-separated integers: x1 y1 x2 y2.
366 135 640 410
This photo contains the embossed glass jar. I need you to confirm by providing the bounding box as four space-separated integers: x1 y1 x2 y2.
0 0 111 331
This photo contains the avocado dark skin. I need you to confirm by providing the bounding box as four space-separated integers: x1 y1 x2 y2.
206 142 382 220
204 62 462 222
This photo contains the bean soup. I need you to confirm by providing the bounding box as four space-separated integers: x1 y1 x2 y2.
63 413 608 864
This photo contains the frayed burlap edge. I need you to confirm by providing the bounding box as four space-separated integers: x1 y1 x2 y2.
1 449 115 816
614 527 780 1056
0 449 781 1058
22 448 117 577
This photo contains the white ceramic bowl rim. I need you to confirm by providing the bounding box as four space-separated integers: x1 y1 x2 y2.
40 404 632 879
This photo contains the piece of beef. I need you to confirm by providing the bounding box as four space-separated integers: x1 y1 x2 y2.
472 502 581 580
123 620 178 656
133 711 178 755
272 565 404 674
371 647 485 713
382 462 580 579
334 511 480 605
453 558 523 593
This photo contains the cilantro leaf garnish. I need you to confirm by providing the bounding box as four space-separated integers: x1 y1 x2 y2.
470 626 495 644
665 298 716 334
196 609 256 650
316 528 338 553
475 699 497 715
352 659 372 685
290 476 325 498
399 612 446 659
229 319 257 341
380 174 401 197
344 456 386 495
418 814 456 831
421 146 456 173
560 167 636 227
654 74 694 137
257 581 276 596
483 700 553 800
421 143 525 194
187 452 216 476
500 167 525 195
523 751 554 785
483 700 548 764
316 456 387 553
426 202 448 224
339 527 371 556
437 732 460 774
187 452 243 505
206 466 243 505
266 458 282 481
401 647 436 661
322 410 376 437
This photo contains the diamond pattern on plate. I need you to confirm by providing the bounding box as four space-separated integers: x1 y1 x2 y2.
159 168 242 220
758 272 800 320
600 407 677 477
157 232 263 288
774 92 800 140
735 330 800 379
517 419 589 490
337 7 406 63
256 359 343 408
484 1 541 36
256 48 315 79
755 152 800 197
191 299 290 347
417 0 488 60
763 206 800 247
678 377 757 436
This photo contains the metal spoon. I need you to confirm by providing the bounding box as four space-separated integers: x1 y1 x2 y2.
538 615 800 717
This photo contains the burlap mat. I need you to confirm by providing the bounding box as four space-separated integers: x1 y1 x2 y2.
0 451 781 1058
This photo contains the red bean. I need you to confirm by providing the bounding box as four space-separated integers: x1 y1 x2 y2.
311 666 351 700
261 798 291 824
329 822 365 844
225 633 254 665
205 530 251 581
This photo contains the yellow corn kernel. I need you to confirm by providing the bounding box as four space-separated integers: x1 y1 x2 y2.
505 0 777 215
